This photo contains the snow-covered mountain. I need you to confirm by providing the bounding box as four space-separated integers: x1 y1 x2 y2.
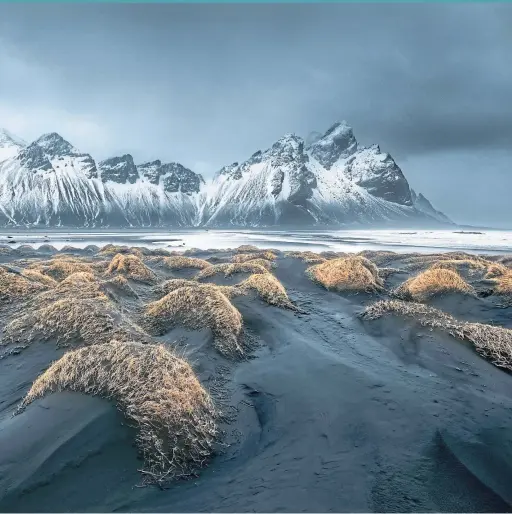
0 129 25 163
0 122 451 227
200 122 450 227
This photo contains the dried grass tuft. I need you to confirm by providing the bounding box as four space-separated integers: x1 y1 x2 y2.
21 269 58 287
306 256 383 293
361 300 512 371
395 268 475 302
400 252 491 272
158 279 237 299
196 262 269 281
3 296 116 347
487 268 512 299
99 244 142 257
286 251 327 264
161 256 212 270
485 264 508 279
236 273 292 308
356 250 402 266
237 258 273 270
0 266 47 303
18 341 217 484
235 245 260 253
143 285 243 357
107 253 157 283
27 258 94 281
232 251 276 263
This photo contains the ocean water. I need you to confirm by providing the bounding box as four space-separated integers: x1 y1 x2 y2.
2 228 512 255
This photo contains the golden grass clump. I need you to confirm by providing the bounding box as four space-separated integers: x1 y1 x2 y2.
21 269 58 288
36 271 109 304
107 253 157 283
357 250 401 266
286 251 327 264
18 341 217 484
161 256 212 270
236 273 292 308
361 300 512 371
232 251 276 263
3 296 116 347
137 247 173 257
195 262 269 281
394 268 475 302
235 245 260 253
495 273 512 296
27 258 94 281
307 256 383 293
158 279 237 300
157 278 237 298
400 252 491 272
0 266 46 303
143 285 243 357
430 259 490 275
486 268 512 298
99 244 134 256
237 258 273 270
320 251 347 259
485 263 509 279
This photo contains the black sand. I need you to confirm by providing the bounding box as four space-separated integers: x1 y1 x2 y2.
0 247 511 512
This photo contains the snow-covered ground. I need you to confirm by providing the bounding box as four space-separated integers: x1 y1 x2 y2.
2 228 512 254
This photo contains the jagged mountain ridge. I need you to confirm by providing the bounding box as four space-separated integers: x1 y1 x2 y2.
0 123 450 227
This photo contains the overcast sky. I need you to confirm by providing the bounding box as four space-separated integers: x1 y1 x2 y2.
0 3 511 227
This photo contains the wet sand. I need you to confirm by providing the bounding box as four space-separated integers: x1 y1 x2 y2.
0 246 511 512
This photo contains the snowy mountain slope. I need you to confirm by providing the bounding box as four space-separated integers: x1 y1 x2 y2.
200 135 320 226
0 140 105 226
0 122 451 227
0 129 26 163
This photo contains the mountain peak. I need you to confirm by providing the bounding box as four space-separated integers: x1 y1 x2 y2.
34 132 76 159
270 134 305 161
307 120 358 169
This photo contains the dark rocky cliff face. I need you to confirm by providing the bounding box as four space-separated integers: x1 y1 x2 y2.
307 122 358 169
99 155 139 184
270 135 317 206
17 143 53 172
345 145 413 206
139 161 204 194
159 163 204 194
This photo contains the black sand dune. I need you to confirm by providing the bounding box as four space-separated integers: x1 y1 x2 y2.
0 246 511 512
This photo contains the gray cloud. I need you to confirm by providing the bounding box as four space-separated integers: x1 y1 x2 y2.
0 3 511 225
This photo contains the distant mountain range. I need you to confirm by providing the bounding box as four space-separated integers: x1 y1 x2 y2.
0 122 451 227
